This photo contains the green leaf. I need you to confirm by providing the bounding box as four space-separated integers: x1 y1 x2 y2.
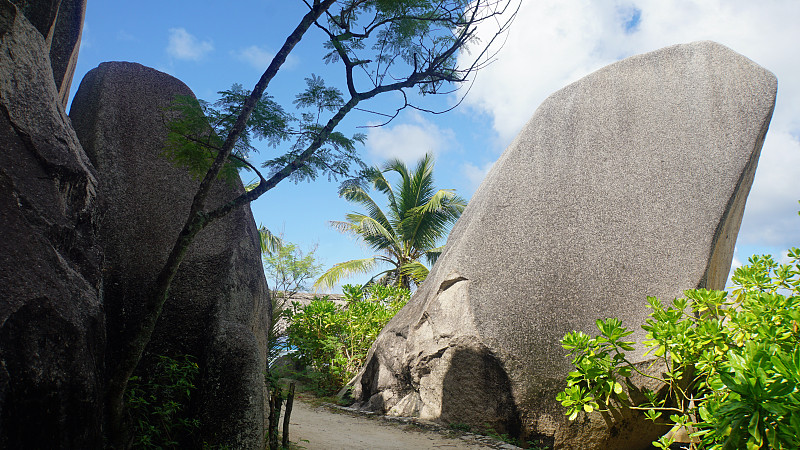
748 411 760 442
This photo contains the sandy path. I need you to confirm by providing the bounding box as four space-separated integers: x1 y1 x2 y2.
283 397 515 450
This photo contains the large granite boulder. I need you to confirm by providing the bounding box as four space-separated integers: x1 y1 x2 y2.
350 41 777 449
0 1 103 447
10 0 86 107
69 62 271 448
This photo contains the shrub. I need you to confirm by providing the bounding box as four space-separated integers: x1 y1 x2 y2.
285 284 409 392
126 355 201 449
557 247 800 449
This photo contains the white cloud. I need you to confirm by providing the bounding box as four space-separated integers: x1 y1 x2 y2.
79 22 91 51
462 1 800 142
116 30 136 42
233 45 272 69
232 45 299 70
460 1 626 142
365 112 455 165
461 160 495 194
166 28 213 61
460 0 800 251
738 131 800 247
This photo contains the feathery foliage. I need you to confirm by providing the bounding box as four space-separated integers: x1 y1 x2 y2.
163 79 366 186
263 238 323 300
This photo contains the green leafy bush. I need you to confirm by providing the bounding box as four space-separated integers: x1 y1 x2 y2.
285 285 409 392
557 248 800 449
126 355 201 449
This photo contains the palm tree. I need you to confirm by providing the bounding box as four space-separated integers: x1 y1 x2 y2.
314 153 466 290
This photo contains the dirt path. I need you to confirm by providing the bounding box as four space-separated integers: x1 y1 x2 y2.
283 397 518 450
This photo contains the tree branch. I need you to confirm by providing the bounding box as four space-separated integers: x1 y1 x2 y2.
206 95 361 223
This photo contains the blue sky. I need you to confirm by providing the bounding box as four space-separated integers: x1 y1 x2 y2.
68 1 800 291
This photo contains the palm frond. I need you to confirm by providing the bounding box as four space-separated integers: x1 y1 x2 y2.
424 246 444 266
258 225 283 254
326 152 464 290
331 216 397 256
399 261 429 285
344 214 396 244
329 220 360 235
382 157 411 182
371 168 397 213
408 154 435 207
402 214 458 255
338 184 393 233
338 181 370 202
412 189 467 216
313 257 377 291
391 154 436 238
363 267 401 288
402 188 465 248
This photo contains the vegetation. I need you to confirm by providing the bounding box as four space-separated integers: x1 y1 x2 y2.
265 380 297 450
557 241 800 448
126 355 201 449
262 233 321 386
107 1 520 444
262 235 323 301
315 153 466 290
285 284 410 393
482 427 549 449
257 225 284 255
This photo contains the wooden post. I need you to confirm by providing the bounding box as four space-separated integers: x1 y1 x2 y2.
267 387 275 449
268 385 282 450
282 382 296 448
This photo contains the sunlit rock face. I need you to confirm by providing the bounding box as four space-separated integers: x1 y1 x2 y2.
70 62 271 449
0 1 102 447
350 41 777 449
9 0 86 106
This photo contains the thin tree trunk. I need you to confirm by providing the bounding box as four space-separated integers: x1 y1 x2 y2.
282 382 296 448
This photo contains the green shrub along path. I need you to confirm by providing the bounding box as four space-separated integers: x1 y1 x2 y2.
283 284 410 394
275 287 541 448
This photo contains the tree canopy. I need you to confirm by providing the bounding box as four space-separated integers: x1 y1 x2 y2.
315 153 466 290
263 236 323 300
164 0 521 192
